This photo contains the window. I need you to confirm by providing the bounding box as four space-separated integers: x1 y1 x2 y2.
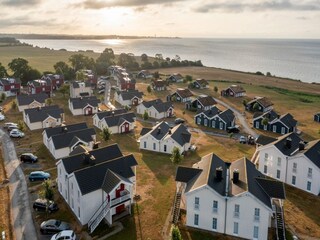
153 143 156 150
164 145 167 152
264 153 268 161
234 204 240 218
233 222 239 234
194 214 199 226
212 120 215 128
263 124 267 130
281 127 286 134
194 197 199 210
263 165 267 174
143 141 147 148
212 218 217 230
253 226 259 239
307 181 312 191
277 157 281 167
197 117 201 125
254 208 260 221
219 122 223 130
293 162 297 173
255 121 259 128
213 200 218 213
308 168 312 178
78 207 81 218
204 119 208 126
272 125 277 132
292 175 296 185
276 170 281 179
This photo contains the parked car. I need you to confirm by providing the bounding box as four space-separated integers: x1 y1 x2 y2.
9 129 25 138
0 114 5 121
20 153 38 163
29 171 50 181
7 125 19 132
227 125 240 133
33 199 59 213
239 136 247 144
4 122 18 128
98 89 105 94
40 219 70 234
50 230 76 240
174 118 185 124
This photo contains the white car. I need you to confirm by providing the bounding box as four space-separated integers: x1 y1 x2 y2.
0 114 5 121
50 230 76 240
9 129 25 138
4 122 17 128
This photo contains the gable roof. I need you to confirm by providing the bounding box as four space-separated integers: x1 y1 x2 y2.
170 73 183 80
248 97 273 108
194 79 209 86
69 96 100 109
196 106 221 118
101 169 132 193
219 109 235 123
17 93 48 106
194 96 216 107
148 121 171 140
228 85 246 94
103 112 136 127
255 135 277 146
278 113 297 128
95 109 127 120
140 127 152 136
153 80 166 88
72 81 91 88
302 139 320 168
24 105 64 123
253 110 278 121
43 122 88 139
51 128 96 150
141 99 173 113
175 166 202 183
118 90 143 100
169 124 191 146
174 88 193 99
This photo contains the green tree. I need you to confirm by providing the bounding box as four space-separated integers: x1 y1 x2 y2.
117 53 139 70
54 61 75 80
214 86 218 93
100 127 112 141
171 225 182 240
155 53 163 60
8 58 31 83
39 180 54 201
69 54 95 72
45 98 53 106
0 62 8 78
266 72 272 77
59 84 70 98
242 99 247 107
262 117 269 126
170 147 183 165
76 71 86 81
185 75 193 82
95 48 115 75
143 110 149 120
11 100 17 110
253 102 260 111
154 71 160 79
147 85 152 93
17 120 25 131
1 93 6 101
141 53 148 62
24 68 41 81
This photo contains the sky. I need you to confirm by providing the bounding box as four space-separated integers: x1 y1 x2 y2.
0 0 320 38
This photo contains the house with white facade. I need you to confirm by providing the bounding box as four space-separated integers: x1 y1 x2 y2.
174 153 286 240
68 96 101 116
16 93 48 112
23 105 64 130
56 144 138 233
46 127 96 159
253 132 320 196
136 99 174 119
70 81 92 98
92 110 136 134
114 90 143 107
139 121 191 154
152 80 167 91
168 88 193 103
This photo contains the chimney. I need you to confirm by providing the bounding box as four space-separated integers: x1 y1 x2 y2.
168 129 172 135
62 127 68 133
90 155 96 165
233 169 239 183
93 141 100 149
299 141 305 151
157 127 161 134
285 137 292 149
215 167 223 181
83 151 90 164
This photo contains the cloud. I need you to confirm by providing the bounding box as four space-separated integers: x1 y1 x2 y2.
0 16 57 28
1 0 42 7
75 0 184 9
193 0 320 13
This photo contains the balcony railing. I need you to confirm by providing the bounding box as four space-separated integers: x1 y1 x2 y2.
110 190 131 207
234 212 239 218
194 204 200 210
212 207 218 213
254 215 260 222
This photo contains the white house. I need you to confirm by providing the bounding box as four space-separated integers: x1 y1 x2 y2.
23 105 64 130
174 153 286 240
16 93 48 112
68 96 101 116
56 144 138 233
93 110 136 134
168 88 193 103
46 127 96 159
70 81 92 98
114 90 143 107
253 132 320 196
139 121 191 154
137 70 153 79
136 99 174 119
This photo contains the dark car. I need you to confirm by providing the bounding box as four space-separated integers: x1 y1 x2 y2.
174 118 185 124
227 125 240 133
33 199 59 213
40 219 70 234
20 153 38 163
29 171 50 181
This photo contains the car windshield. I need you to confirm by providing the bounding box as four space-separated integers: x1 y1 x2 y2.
55 220 61 227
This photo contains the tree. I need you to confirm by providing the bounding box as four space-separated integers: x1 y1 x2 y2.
143 110 149 120
185 75 193 82
262 117 269 126
8 58 31 83
253 102 260 111
95 48 115 75
170 147 183 165
76 71 86 81
118 53 139 70
11 100 17 110
24 68 41 81
147 85 152 93
101 127 112 141
171 225 182 240
45 98 53 106
69 54 95 72
59 84 70 98
214 86 218 93
17 120 25 131
154 71 160 79
141 53 148 62
242 99 247 107
54 61 75 80
174 55 181 61
1 93 6 101
155 53 163 60
39 180 54 201
266 72 272 77
0 62 7 78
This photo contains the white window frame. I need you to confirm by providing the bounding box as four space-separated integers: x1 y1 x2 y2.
194 214 199 226
292 175 296 185
212 218 217 230
255 121 259 128
233 222 239 235
277 157 281 167
281 127 286 134
234 204 240 218
308 168 312 178
219 122 223 130
307 181 312 191
194 197 200 210
197 117 201 125
212 200 218 213
254 208 260 221
253 226 259 239
272 125 277 132
276 170 281 179
204 119 208 126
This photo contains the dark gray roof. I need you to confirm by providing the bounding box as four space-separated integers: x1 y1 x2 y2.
247 97 273 108
61 144 123 174
17 93 48 106
80 92 90 97
140 127 152 136
118 90 143 100
95 109 127 120
69 96 100 109
69 145 90 156
51 128 96 150
228 85 246 94
170 124 191 146
103 112 136 127
74 154 137 195
255 178 286 199
219 109 235 123
303 140 320 168
195 96 216 107
44 122 88 139
72 81 91 88
255 135 277 146
197 106 221 118
194 79 209 86
142 99 173 113
279 113 297 128
315 113 320 117
253 110 278 121
101 169 132 193
174 89 193 98
175 166 202 183
273 132 303 156
149 121 171 140
24 105 64 123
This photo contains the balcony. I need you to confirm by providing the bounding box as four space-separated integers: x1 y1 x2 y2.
234 212 239 218
194 203 200 210
212 207 218 213
110 190 131 207
254 215 260 222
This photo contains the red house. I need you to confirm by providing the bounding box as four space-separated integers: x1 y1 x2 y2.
41 74 64 90
27 79 52 96
110 66 136 91
0 78 21 97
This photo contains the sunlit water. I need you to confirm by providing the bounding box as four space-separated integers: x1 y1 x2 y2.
19 38 320 83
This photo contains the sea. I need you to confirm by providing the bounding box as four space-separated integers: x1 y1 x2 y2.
19 38 320 84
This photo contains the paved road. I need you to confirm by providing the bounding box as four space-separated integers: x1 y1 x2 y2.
0 129 39 240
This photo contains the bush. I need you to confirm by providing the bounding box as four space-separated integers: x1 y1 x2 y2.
171 225 182 240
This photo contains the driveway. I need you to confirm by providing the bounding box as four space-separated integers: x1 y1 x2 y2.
0 129 39 240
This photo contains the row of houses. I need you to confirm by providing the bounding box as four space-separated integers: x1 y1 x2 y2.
109 66 136 91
